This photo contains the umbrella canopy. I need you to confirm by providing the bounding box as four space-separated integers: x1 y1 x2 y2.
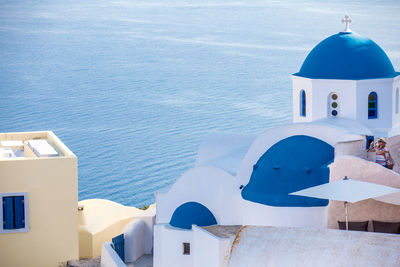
290 178 400 203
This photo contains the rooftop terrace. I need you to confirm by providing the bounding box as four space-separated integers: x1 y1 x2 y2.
0 131 75 160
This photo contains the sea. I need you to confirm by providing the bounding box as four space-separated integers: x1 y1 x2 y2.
1 0 399 207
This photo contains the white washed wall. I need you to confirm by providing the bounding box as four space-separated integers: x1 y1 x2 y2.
122 219 145 264
292 76 313 122
156 166 241 225
239 200 327 227
193 226 231 267
392 77 400 128
133 207 156 255
154 224 194 267
356 78 394 133
311 79 357 120
100 242 126 267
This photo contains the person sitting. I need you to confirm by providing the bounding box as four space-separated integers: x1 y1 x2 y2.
369 138 389 168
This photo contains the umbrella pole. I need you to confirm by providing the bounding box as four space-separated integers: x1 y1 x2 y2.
345 201 349 230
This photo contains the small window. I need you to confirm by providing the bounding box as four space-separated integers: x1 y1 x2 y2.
300 90 306 117
1 192 29 233
368 92 378 119
328 93 339 117
183 242 190 255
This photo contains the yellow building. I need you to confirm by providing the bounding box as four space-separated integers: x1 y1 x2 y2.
0 131 78 267
78 198 154 259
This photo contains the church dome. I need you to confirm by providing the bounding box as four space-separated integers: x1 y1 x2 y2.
295 32 398 80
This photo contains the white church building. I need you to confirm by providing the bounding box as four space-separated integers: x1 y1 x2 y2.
153 17 400 267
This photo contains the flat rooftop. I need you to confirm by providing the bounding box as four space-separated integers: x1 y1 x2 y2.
0 131 75 160
202 225 242 238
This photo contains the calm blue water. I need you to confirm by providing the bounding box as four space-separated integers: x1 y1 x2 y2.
1 0 399 206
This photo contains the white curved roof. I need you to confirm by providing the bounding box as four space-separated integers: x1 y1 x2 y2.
229 226 400 267
195 132 256 176
310 117 372 136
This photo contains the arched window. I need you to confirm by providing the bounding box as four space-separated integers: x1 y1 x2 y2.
368 92 378 119
396 88 399 114
300 90 306 117
328 92 339 117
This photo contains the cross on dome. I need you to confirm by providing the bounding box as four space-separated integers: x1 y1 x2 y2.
341 15 352 32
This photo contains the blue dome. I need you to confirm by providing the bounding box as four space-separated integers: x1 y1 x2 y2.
241 135 333 207
295 32 398 80
170 202 217 229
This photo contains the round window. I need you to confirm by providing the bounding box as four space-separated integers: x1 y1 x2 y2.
331 110 338 116
331 102 338 108
331 94 338 100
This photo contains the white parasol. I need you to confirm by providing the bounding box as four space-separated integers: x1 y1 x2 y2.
290 177 400 230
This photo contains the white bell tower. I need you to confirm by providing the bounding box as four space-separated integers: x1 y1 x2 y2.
292 16 400 136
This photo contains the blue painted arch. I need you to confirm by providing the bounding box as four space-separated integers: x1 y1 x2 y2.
241 135 334 207
170 202 217 229
295 32 398 80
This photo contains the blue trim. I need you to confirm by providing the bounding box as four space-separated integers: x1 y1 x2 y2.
300 90 306 117
242 135 333 207
170 202 217 229
368 92 378 119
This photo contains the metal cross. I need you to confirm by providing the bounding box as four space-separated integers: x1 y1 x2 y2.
342 15 352 32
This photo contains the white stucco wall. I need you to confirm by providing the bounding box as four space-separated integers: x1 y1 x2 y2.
122 219 146 264
193 226 231 267
154 224 194 267
292 76 357 123
100 242 126 267
334 139 367 159
356 78 394 134
239 200 327 227
292 76 400 136
154 224 233 267
132 207 156 255
311 79 357 121
292 76 313 122
156 166 241 225
392 76 400 128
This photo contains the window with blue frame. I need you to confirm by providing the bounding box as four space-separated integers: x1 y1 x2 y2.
1 193 28 233
368 92 378 119
300 90 306 117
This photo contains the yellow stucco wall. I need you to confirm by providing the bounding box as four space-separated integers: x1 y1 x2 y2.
78 199 145 258
0 131 79 267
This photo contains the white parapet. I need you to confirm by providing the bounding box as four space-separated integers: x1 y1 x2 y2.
101 242 126 267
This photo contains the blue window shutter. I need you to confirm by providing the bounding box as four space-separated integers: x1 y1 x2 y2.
3 197 14 229
14 196 25 229
112 234 125 262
